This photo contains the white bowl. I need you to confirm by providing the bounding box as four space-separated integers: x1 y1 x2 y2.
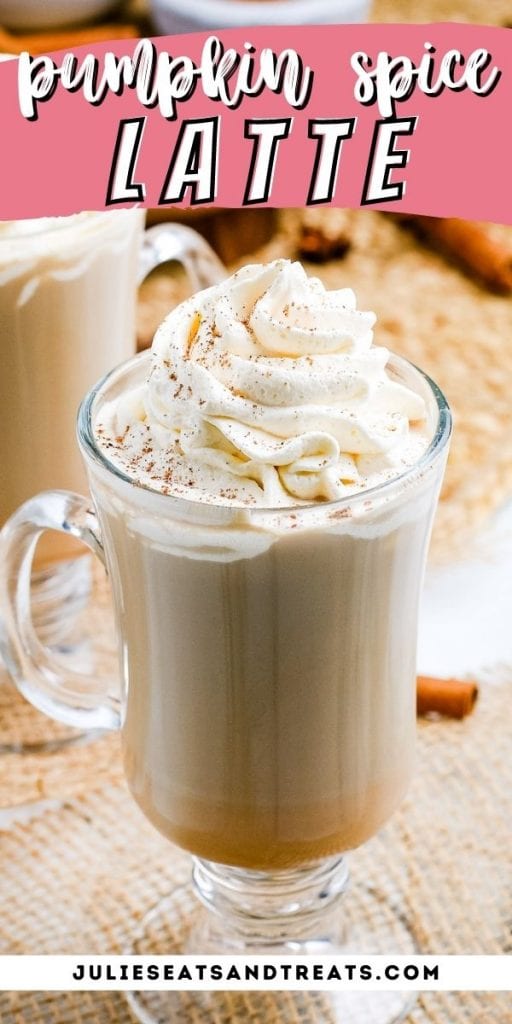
0 0 123 31
149 0 371 34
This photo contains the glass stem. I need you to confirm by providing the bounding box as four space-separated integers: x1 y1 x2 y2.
192 855 350 952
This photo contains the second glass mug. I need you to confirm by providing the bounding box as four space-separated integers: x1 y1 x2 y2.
0 211 224 752
0 351 451 1024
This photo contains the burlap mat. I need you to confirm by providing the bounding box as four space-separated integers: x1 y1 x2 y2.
371 0 512 22
0 990 509 1024
0 703 122 807
0 681 510 1021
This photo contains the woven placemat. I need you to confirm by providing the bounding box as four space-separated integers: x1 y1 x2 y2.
371 0 512 23
0 682 510 1021
0 990 508 1024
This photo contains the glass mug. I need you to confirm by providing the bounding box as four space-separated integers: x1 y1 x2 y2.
0 212 224 752
0 350 451 1024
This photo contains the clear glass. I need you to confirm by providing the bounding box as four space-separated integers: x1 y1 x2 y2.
0 215 224 753
0 350 451 1023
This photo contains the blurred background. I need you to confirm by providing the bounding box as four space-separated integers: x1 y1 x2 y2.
0 0 511 35
0 6 511 1024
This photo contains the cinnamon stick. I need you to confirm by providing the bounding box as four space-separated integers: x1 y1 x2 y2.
297 209 352 263
0 23 139 55
398 215 512 294
417 675 478 720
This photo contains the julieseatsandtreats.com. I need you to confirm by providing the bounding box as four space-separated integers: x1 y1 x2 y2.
69 959 439 983
0 956 510 992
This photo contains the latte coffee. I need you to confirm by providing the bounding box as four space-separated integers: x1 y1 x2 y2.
86 261 444 869
101 488 427 868
0 212 144 566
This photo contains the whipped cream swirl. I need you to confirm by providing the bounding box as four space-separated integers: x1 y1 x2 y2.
95 260 429 506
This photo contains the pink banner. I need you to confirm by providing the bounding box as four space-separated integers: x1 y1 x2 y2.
0 23 509 221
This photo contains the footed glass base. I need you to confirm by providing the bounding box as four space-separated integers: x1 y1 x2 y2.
127 856 418 1024
129 988 416 1024
129 987 416 1024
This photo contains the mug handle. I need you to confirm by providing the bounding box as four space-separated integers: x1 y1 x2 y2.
0 491 119 731
138 222 226 291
